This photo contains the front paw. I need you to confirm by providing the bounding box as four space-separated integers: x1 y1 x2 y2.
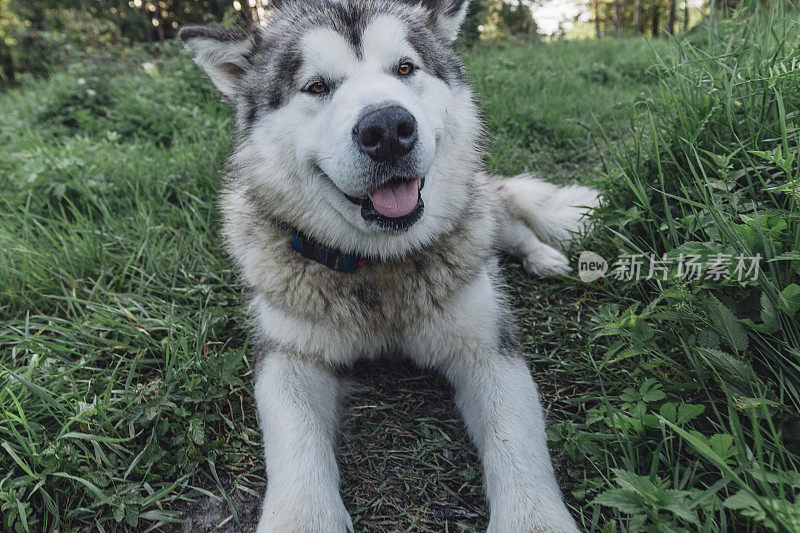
257 494 353 533
522 244 571 278
487 496 579 533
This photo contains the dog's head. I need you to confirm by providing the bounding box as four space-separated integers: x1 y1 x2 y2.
181 0 481 259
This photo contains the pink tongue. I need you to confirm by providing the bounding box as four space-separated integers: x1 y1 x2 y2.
369 179 420 218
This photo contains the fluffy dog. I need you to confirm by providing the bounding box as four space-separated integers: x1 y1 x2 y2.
180 0 597 530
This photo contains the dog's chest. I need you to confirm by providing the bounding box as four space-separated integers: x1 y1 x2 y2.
224 178 498 335
262 236 487 332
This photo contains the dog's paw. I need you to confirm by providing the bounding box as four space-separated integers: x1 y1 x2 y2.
487 492 579 533
522 244 571 278
487 510 579 533
257 495 353 533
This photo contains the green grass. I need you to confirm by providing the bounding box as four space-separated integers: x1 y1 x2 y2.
572 5 800 530
466 37 671 179
1 4 799 531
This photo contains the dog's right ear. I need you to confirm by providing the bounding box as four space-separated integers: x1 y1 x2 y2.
429 0 471 42
179 26 259 100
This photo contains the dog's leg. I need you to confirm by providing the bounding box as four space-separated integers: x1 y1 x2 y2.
489 173 599 277
498 218 571 277
413 270 578 533
442 350 579 532
254 351 353 533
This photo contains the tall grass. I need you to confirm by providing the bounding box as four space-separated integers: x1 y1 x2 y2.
579 2 800 531
0 45 262 531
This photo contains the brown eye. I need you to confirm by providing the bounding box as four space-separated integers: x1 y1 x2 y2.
306 81 328 95
397 61 414 76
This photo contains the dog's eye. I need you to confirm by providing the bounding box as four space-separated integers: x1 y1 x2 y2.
397 61 415 77
304 81 329 95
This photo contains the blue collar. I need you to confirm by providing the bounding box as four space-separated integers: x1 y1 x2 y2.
291 231 364 272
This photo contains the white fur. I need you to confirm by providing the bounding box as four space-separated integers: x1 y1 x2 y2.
299 28 359 83
496 175 600 250
182 7 594 532
235 13 481 261
410 273 578 531
435 0 471 42
254 270 581 532
254 353 354 532
362 14 421 68
494 174 599 277
181 34 254 98
447 352 579 533
252 295 394 364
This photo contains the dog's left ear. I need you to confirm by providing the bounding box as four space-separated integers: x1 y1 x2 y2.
429 0 470 42
179 25 261 100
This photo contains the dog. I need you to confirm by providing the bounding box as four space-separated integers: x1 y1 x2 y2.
180 0 597 530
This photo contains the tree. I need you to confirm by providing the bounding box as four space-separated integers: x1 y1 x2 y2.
0 0 16 85
460 0 539 44
684 0 690 32
127 0 238 41
634 0 643 34
614 0 624 35
667 0 677 34
652 4 660 36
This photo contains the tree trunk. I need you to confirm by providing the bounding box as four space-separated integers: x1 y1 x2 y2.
652 9 660 37
156 16 165 42
139 5 154 43
0 41 14 86
634 0 643 35
614 0 624 36
667 0 677 34
684 0 690 32
593 0 601 38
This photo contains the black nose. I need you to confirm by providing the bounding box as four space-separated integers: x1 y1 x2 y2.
353 105 417 163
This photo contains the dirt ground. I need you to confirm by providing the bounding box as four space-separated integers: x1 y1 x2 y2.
172 359 490 532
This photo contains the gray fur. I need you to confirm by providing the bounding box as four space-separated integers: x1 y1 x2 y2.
180 1 597 530
181 0 467 129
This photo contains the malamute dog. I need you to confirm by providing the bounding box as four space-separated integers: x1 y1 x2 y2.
180 0 597 530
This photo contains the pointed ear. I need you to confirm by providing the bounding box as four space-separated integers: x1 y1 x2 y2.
430 0 470 42
179 26 258 100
